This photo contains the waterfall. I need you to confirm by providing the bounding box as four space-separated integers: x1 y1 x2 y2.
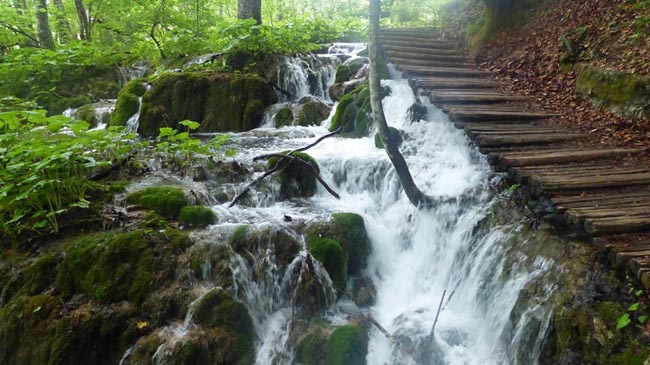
275 54 339 102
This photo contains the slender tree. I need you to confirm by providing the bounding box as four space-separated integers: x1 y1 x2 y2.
52 0 73 42
238 0 261 24
35 0 55 49
74 0 91 40
368 0 431 208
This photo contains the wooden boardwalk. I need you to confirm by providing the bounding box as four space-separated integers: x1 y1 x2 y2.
380 27 650 284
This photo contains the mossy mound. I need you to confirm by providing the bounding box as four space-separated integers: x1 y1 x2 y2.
126 186 188 219
335 58 367 83
192 288 254 336
274 106 294 127
374 127 403 149
55 228 190 303
576 65 650 120
134 72 277 136
330 84 391 138
309 238 347 290
268 151 320 199
328 325 368 365
306 213 372 276
229 225 301 267
111 78 147 126
296 96 332 126
180 206 217 227
295 327 330 365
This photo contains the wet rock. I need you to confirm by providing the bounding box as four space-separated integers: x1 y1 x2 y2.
135 72 277 136
330 84 390 137
72 101 114 128
185 243 233 285
329 78 364 102
126 186 188 219
274 106 294 127
288 254 336 316
308 237 347 291
111 78 147 126
229 226 301 268
374 127 403 149
267 151 320 199
335 58 368 83
407 102 428 122
296 96 332 126
179 206 217 228
295 325 331 365
327 322 369 365
351 275 377 307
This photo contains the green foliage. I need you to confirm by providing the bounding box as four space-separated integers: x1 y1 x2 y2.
179 206 217 227
616 284 647 330
126 186 188 219
0 110 137 242
309 237 347 290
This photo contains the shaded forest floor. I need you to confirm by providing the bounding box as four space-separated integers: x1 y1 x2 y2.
443 0 650 149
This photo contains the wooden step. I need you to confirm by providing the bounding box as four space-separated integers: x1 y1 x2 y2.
386 50 466 62
416 78 499 90
552 190 650 206
474 133 585 147
381 40 455 50
586 216 650 235
400 66 490 78
449 109 559 122
388 57 472 69
384 45 462 56
530 172 650 194
490 148 646 170
429 93 528 105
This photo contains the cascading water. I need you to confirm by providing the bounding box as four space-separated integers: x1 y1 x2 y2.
120 45 561 364
275 54 339 102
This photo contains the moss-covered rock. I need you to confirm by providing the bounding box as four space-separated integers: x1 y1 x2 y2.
274 106 294 127
111 78 147 126
335 58 368 83
55 228 190 303
309 238 347 290
576 65 650 120
296 96 332 126
135 72 277 136
306 213 372 276
229 225 301 267
374 127 403 149
295 326 330 365
330 84 391 137
180 206 217 227
268 151 320 199
126 186 188 219
328 325 368 365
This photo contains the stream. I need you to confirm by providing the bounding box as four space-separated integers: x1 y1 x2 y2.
118 45 562 365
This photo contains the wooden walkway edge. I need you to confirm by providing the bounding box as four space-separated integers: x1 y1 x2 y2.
380 27 650 285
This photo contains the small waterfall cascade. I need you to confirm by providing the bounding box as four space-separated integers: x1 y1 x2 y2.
62 100 115 130
275 54 340 102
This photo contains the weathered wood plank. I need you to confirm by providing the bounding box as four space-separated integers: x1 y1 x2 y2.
494 148 646 168
475 133 585 147
450 110 561 122
384 45 461 56
387 57 472 69
586 216 650 235
382 41 456 51
531 173 650 193
429 94 529 105
401 66 491 78
386 50 467 62
552 191 650 206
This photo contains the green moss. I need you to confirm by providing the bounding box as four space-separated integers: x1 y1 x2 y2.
374 127 403 149
123 78 148 97
327 325 367 365
111 92 140 127
126 186 188 219
231 225 250 245
179 206 217 227
607 341 650 365
55 228 188 303
229 226 300 267
295 329 330 365
328 84 374 138
268 151 320 199
335 59 367 83
137 72 277 136
274 107 294 127
309 238 347 290
75 104 99 125
296 100 331 126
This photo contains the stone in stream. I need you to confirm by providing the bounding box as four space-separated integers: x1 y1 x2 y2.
294 318 369 365
111 78 148 126
122 72 277 136
267 151 320 199
295 96 332 126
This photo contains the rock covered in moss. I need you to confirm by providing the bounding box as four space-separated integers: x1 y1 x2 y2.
308 237 347 290
296 96 332 126
180 206 217 227
274 106 294 127
306 213 372 276
295 326 330 365
135 72 277 136
351 275 377 307
229 225 301 267
335 58 368 83
126 186 188 219
111 78 147 126
329 84 390 137
267 151 320 199
374 127 403 149
192 288 253 335
294 321 368 365
576 65 650 120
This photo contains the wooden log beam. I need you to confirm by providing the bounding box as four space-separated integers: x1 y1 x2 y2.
586 216 650 235
475 133 585 147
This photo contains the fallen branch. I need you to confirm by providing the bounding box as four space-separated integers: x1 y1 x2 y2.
429 289 446 339
230 127 343 207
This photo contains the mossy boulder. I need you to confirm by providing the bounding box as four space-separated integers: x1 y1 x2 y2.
274 106 294 127
335 58 368 83
180 206 217 227
309 238 347 290
135 72 277 136
126 186 188 219
374 127 403 149
330 84 390 138
296 96 332 126
576 65 650 120
328 325 368 365
268 151 320 199
229 225 301 267
306 213 372 276
295 326 330 365
55 228 190 303
192 288 254 335
111 78 147 126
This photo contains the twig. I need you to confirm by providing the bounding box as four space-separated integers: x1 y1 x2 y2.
228 154 299 208
253 126 343 161
261 153 340 199
429 289 446 339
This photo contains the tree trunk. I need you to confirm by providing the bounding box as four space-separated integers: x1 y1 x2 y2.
238 0 261 24
482 0 514 33
368 0 430 208
74 0 91 40
53 0 73 42
35 0 55 49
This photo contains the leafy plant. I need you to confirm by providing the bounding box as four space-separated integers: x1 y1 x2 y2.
616 283 648 330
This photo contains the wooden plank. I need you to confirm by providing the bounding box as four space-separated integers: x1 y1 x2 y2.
531 173 650 192
616 250 650 266
382 42 456 52
384 45 461 56
450 110 561 122
400 66 490 78
586 216 650 235
567 207 650 225
386 50 466 62
495 148 645 168
387 58 472 69
556 195 650 212
417 80 499 90
552 190 650 205
475 133 585 147
429 94 528 105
